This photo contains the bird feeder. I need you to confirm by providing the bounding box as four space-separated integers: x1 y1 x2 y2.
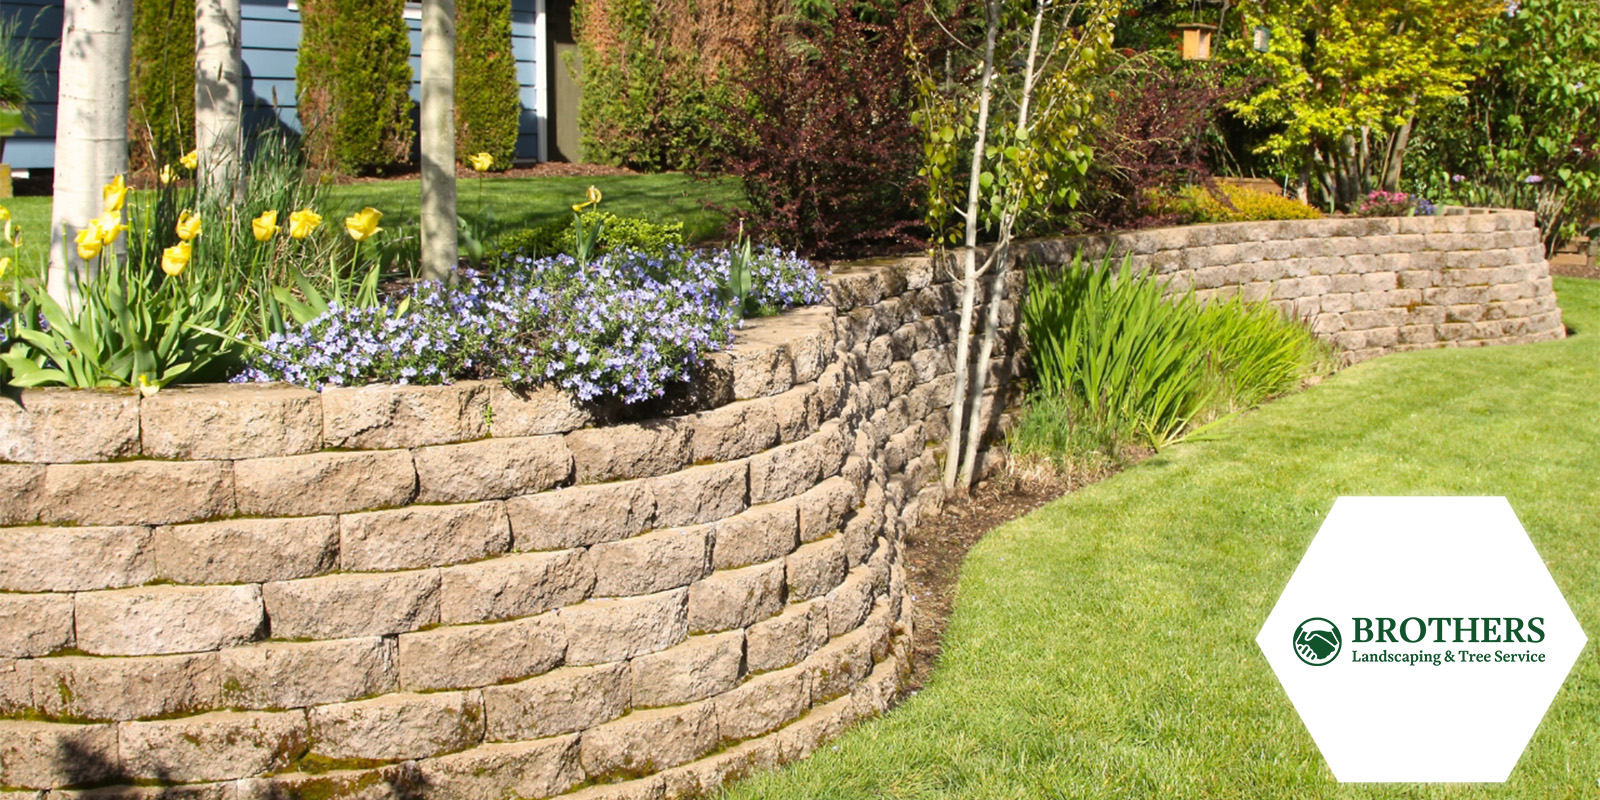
1176 22 1217 61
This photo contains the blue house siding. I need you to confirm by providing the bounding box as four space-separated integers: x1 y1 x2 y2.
6 0 547 171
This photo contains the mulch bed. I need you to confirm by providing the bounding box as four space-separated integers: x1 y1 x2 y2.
1549 253 1599 280
331 162 643 184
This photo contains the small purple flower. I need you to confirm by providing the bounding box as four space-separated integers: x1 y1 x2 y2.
1525 174 1543 184
1451 174 1466 183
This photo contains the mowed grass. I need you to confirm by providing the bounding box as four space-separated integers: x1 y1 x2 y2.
726 277 1600 800
0 172 740 274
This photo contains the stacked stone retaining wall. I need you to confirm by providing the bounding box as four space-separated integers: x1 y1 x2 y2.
0 208 1563 799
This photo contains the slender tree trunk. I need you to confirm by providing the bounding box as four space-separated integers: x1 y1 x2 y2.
942 1 998 490
195 0 243 203
1381 117 1414 192
420 0 458 281
48 0 133 306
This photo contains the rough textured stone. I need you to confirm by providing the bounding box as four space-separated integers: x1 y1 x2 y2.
41 461 233 526
566 419 692 483
689 399 779 463
236 764 422 800
322 382 489 449
562 589 688 664
489 384 593 436
748 423 848 504
120 711 307 782
438 549 593 624
687 562 785 633
0 525 153 591
0 464 44 525
745 600 826 674
398 613 565 691
412 437 573 503
154 517 338 584
30 653 218 721
506 480 655 551
648 461 748 528
579 701 719 778
264 571 439 640
52 780 238 800
786 536 848 601
0 390 139 463
0 721 120 788
797 477 857 542
714 666 809 741
418 736 584 800
629 631 744 708
589 526 711 596
233 450 416 517
76 585 264 656
0 593 73 658
340 502 511 571
711 501 799 570
308 691 484 762
218 637 397 710
482 663 630 742
140 385 321 460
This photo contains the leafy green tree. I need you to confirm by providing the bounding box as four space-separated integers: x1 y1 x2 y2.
456 0 520 168
296 0 415 175
1227 0 1500 208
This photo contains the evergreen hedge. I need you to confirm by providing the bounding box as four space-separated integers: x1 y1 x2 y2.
129 0 195 173
456 0 520 169
296 0 415 175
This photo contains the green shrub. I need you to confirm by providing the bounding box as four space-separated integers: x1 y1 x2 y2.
496 211 685 260
296 0 415 175
1152 184 1324 224
456 0 520 169
1021 253 1326 452
129 0 195 173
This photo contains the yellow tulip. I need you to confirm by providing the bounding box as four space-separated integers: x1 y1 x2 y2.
160 164 178 185
572 185 604 213
180 150 199 170
288 208 323 240
0 257 9 278
175 210 202 242
103 175 128 213
344 207 383 242
137 374 160 398
0 206 9 221
75 221 106 261
252 210 281 242
2 220 18 247
93 211 127 246
469 152 495 172
161 241 192 276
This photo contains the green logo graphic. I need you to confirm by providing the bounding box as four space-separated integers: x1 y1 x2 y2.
1295 617 1342 666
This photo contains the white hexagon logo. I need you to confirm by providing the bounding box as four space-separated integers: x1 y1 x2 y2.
1258 497 1586 783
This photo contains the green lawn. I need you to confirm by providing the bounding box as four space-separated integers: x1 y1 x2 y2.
0 173 741 274
728 277 1600 800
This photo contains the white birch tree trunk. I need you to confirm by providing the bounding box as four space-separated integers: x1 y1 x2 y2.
419 0 458 281
195 0 243 203
48 0 132 306
941 1 998 490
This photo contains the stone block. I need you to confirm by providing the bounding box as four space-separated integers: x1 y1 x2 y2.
236 763 422 800
482 663 630 742
730 341 795 400
579 701 718 779
53 780 238 800
41 461 233 526
711 501 799 570
629 631 744 708
233 450 416 518
321 382 489 449
418 735 585 800
76 585 264 656
0 721 119 788
507 480 655 551
566 420 692 483
264 570 439 640
0 389 139 464
308 691 483 762
140 385 321 460
154 517 338 584
120 711 307 782
769 384 820 444
590 526 711 597
713 666 809 742
562 589 688 664
745 600 827 674
398 613 564 691
826 569 878 637
796 476 857 543
0 594 73 658
488 384 592 436
218 637 396 710
413 436 572 504
648 461 749 528
340 502 511 572
0 465 43 525
438 549 592 625
802 625 875 704
687 562 785 634
749 422 848 505
786 537 848 602
0 525 152 592
30 652 218 721
689 398 780 463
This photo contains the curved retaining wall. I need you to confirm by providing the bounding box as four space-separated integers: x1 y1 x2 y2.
0 208 1562 799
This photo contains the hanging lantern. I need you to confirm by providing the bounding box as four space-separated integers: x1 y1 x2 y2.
1176 23 1217 60
1252 25 1272 52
